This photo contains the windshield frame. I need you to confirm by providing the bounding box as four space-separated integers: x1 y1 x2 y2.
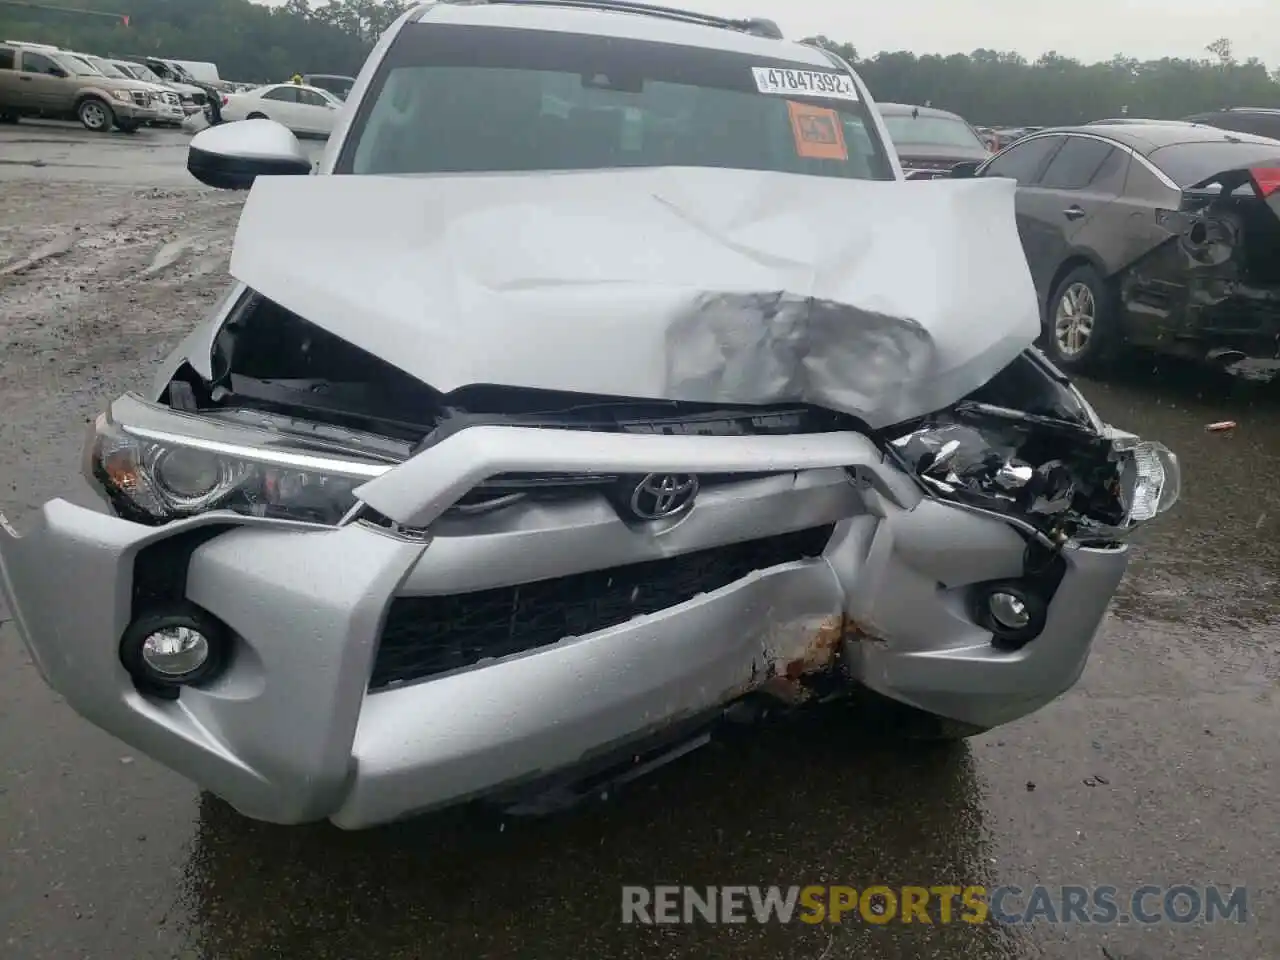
333 21 893 181
57 53 103 77
126 62 166 84
84 55 128 79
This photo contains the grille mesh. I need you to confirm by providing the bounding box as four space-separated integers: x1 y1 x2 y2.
369 526 835 690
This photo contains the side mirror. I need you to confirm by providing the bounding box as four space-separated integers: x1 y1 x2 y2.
950 161 980 179
187 118 311 190
50 67 68 78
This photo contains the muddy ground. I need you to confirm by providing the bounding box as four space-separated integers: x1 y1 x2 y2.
1 123 1279 960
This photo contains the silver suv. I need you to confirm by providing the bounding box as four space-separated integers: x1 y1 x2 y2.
0 42 158 131
0 0 1179 829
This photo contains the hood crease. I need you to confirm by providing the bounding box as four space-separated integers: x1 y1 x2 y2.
227 166 1040 428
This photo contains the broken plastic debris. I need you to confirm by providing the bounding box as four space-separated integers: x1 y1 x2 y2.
1205 420 1237 432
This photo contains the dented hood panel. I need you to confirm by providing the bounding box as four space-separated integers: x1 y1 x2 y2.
228 168 1040 427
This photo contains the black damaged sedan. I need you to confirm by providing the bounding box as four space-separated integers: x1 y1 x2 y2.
953 122 1280 380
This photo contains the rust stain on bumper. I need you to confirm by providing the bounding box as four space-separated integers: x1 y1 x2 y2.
757 614 871 704
781 614 847 680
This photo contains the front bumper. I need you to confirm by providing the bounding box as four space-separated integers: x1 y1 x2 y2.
113 101 159 123
152 102 186 123
0 422 1128 828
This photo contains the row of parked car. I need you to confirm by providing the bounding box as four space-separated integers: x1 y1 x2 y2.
0 40 219 132
0 38 356 136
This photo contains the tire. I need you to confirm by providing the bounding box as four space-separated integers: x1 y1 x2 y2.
246 111 267 120
77 97 114 132
1043 264 1121 374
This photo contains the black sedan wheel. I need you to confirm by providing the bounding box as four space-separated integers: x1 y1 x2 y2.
1044 264 1121 373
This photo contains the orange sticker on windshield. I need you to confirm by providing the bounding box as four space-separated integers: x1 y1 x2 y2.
787 101 847 160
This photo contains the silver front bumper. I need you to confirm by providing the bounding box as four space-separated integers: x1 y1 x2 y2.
0 419 1128 828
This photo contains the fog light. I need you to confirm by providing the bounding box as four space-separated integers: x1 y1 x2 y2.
988 591 1031 630
141 625 209 677
972 581 1048 649
120 603 227 693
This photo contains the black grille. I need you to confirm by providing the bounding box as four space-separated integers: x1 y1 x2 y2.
369 525 835 690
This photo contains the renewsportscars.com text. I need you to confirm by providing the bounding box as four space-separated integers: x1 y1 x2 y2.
621 885 1249 926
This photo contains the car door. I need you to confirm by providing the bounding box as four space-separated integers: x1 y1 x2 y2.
13 50 67 111
1017 135 1129 291
978 134 1066 294
257 85 302 129
0 46 19 106
296 87 335 136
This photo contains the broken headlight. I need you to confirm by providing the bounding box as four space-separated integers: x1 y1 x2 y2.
85 413 388 526
889 401 1179 540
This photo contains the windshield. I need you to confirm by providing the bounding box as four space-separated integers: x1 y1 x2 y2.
59 54 102 77
881 113 986 150
1151 139 1280 187
339 23 892 180
155 60 195 83
85 56 127 79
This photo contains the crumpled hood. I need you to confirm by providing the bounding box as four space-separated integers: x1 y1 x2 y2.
228 166 1039 428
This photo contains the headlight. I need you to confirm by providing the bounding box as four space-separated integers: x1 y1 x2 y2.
889 402 1180 540
85 414 387 526
1111 435 1180 524
112 89 133 102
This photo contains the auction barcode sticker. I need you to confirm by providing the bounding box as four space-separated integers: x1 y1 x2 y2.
752 67 859 101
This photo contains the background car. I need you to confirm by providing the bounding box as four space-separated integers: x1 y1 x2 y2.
72 53 185 126
0 42 156 131
1085 117 1197 126
303 73 356 101
1182 106 1280 141
877 102 990 179
218 82 342 137
110 58 205 117
954 123 1280 375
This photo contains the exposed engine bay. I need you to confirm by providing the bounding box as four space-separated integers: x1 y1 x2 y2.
145 289 1173 545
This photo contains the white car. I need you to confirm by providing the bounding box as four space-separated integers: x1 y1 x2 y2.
219 83 342 137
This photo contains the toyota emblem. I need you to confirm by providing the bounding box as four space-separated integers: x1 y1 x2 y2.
629 474 699 520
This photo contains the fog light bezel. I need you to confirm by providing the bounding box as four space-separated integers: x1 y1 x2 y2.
119 603 229 697
971 580 1049 650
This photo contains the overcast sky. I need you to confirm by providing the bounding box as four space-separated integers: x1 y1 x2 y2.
276 0 1280 67
674 0 1280 65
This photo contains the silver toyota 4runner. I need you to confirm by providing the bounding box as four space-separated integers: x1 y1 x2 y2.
0 0 1179 829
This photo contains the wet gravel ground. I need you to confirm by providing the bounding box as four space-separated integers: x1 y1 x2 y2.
1 123 1279 960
